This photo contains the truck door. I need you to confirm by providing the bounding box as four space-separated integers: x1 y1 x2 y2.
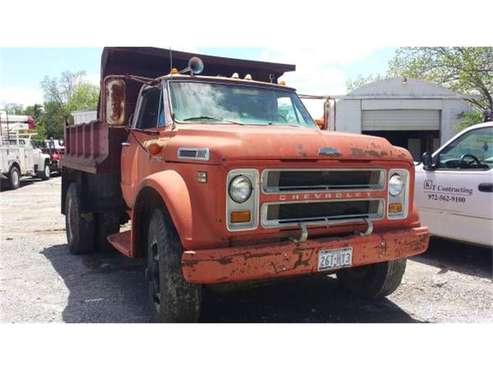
415 125 493 246
121 86 165 207
20 139 33 175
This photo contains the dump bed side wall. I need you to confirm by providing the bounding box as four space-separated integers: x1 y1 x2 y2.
62 121 127 174
61 122 128 215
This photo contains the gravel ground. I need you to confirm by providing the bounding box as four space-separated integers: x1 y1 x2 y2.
1 177 492 323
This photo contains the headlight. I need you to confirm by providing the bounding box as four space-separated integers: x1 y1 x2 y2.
388 174 404 197
229 175 253 203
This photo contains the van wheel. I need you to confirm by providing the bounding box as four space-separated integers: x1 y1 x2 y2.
65 183 96 254
336 259 407 299
146 207 201 322
9 166 20 189
40 163 51 180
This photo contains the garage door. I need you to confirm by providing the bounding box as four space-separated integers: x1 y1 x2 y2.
362 110 440 131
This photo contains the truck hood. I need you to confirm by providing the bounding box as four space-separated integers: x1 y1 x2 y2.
161 124 413 163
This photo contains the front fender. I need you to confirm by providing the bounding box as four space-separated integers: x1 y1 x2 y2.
135 170 193 245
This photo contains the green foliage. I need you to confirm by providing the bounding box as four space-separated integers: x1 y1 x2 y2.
345 48 493 122
388 47 493 115
37 71 99 139
66 82 99 113
37 101 67 139
23 104 43 121
456 110 484 132
346 73 385 93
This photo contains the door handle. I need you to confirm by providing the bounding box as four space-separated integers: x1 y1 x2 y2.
478 183 493 193
121 142 131 147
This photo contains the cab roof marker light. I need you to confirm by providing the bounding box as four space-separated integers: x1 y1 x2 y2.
231 73 239 79
244 74 252 80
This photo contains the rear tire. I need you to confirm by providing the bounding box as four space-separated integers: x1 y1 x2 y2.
65 183 96 254
146 206 201 323
336 259 407 299
8 166 20 190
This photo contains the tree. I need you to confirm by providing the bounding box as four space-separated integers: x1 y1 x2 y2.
66 82 99 113
37 101 66 139
38 71 99 139
41 71 86 104
388 47 493 118
3 103 24 115
23 104 43 121
346 73 385 93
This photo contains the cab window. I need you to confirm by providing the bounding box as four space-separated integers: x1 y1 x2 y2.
437 126 493 169
135 87 164 129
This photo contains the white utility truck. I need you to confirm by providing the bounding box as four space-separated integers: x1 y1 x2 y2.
0 132 51 190
415 122 493 247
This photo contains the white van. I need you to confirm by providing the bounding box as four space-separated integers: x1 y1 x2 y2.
415 122 493 247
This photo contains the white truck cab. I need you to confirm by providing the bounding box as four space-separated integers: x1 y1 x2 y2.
415 122 493 247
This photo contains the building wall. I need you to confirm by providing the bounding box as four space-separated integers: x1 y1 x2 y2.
72 110 97 125
335 97 471 145
335 99 361 134
440 99 471 143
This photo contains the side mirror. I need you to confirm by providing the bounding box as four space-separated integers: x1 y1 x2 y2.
422 152 434 171
179 56 204 76
104 77 126 125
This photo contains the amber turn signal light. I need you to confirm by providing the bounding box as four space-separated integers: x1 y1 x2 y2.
230 210 251 223
388 202 403 214
148 142 162 156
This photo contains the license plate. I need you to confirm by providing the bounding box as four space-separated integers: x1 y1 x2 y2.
318 247 353 271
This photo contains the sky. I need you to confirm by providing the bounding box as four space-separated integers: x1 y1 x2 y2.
0 47 396 110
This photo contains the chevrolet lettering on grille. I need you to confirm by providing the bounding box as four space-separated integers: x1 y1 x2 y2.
278 192 373 201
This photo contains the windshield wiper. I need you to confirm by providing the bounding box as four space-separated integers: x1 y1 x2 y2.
267 122 303 128
183 116 223 122
183 116 246 125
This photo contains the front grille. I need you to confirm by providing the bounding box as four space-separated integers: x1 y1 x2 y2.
262 199 384 227
262 169 385 193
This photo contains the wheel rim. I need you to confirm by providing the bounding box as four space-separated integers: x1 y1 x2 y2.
45 165 50 178
149 240 161 312
11 170 19 188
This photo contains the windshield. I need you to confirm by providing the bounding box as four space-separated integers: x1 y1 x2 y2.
169 80 315 128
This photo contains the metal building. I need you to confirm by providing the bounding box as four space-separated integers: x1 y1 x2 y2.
335 78 471 160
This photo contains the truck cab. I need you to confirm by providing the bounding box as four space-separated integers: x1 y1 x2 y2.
61 47 429 322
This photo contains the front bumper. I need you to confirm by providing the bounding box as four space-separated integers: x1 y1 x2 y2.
182 226 429 284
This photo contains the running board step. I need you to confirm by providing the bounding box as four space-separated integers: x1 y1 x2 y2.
107 230 132 257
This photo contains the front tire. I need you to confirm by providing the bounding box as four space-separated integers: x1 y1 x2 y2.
336 259 407 299
8 166 20 190
65 183 96 254
40 162 51 180
146 207 201 323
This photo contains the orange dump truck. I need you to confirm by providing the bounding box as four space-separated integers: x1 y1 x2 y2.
61 47 429 322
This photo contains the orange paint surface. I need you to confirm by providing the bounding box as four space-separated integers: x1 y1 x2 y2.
182 227 429 284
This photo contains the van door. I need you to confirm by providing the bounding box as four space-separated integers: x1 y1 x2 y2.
415 125 493 246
